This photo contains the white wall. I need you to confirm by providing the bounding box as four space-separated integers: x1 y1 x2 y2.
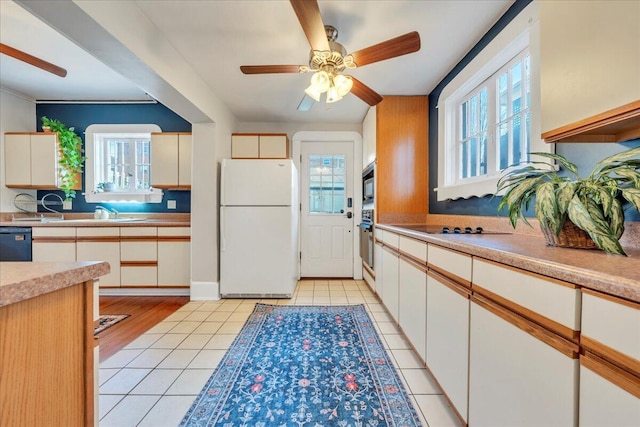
0 89 37 212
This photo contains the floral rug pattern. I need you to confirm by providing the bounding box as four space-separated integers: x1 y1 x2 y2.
94 314 130 335
180 304 422 426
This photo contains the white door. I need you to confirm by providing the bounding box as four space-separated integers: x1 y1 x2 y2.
300 142 354 277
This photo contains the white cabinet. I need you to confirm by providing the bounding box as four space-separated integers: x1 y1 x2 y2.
579 289 640 427
381 248 399 321
76 227 120 287
120 227 157 286
150 132 191 189
231 133 288 159
469 295 579 427
398 236 427 361
32 227 76 262
4 132 78 190
426 269 470 423
540 1 640 137
373 230 383 297
158 227 191 287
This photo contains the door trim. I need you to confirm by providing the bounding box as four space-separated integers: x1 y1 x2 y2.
292 131 363 280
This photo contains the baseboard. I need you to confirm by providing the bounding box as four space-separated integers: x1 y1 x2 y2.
190 281 221 301
99 288 190 297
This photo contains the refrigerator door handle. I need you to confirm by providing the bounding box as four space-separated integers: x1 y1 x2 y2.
220 208 226 252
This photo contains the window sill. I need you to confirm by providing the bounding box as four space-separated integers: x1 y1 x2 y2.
84 188 164 204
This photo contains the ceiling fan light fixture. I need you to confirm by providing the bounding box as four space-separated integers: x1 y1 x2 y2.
304 84 322 102
334 74 353 97
310 70 330 92
326 85 342 103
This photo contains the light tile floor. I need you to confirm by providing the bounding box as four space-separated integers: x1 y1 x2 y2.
99 280 460 426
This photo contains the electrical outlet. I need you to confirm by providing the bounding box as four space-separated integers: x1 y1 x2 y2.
62 200 72 210
167 200 177 209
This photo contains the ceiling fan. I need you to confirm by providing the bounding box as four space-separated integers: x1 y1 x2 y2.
240 0 420 108
0 43 67 77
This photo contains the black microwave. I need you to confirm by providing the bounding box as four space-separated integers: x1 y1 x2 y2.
363 177 374 200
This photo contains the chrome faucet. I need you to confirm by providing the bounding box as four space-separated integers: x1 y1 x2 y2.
95 206 119 219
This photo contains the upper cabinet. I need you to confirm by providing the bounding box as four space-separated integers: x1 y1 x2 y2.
540 1 640 142
376 96 429 224
150 132 191 190
231 133 289 159
4 132 81 190
362 107 376 169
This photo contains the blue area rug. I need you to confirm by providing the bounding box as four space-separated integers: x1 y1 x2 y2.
180 304 422 426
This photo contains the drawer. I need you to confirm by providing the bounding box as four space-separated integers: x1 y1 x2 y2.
158 227 190 237
581 289 640 375
76 227 119 238
399 235 427 263
381 230 399 248
121 266 157 286
472 258 580 335
32 227 76 238
428 245 472 285
120 227 157 237
121 241 157 261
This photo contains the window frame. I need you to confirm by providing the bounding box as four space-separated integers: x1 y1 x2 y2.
435 2 552 201
84 124 163 203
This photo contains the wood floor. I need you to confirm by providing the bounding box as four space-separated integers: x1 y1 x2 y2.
97 296 190 362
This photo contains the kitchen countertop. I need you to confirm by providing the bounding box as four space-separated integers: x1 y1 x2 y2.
0 261 110 307
0 213 190 227
377 223 640 303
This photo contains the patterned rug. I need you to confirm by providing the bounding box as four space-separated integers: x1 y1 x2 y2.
94 314 130 335
180 304 422 426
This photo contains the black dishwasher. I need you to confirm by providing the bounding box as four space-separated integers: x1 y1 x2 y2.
0 227 32 261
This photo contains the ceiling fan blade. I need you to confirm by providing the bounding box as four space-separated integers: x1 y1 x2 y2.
290 0 330 52
0 43 67 77
350 32 421 67
297 94 315 112
240 65 302 74
350 77 383 106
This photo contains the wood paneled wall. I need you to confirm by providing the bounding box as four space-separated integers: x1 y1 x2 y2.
376 96 429 224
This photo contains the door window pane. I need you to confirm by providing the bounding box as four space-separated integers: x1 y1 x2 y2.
308 154 346 214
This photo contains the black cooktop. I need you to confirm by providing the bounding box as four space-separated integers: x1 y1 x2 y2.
395 225 509 235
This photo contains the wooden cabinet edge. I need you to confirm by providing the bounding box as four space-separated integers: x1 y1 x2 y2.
399 251 427 273
581 351 640 399
428 264 471 289
582 287 640 310
581 335 640 379
471 293 580 359
427 268 471 299
472 283 579 342
542 100 640 143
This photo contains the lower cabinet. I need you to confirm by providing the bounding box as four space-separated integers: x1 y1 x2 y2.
76 227 121 287
398 257 427 361
32 227 76 262
469 295 579 427
381 246 399 321
158 227 191 286
373 230 384 297
426 269 471 423
120 227 158 286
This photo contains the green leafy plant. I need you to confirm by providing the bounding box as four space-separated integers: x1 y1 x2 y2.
41 116 85 200
497 146 640 256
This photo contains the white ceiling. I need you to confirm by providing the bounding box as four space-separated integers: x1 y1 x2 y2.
0 0 513 124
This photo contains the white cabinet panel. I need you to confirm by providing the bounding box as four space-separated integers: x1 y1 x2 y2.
151 132 191 188
579 359 640 427
426 271 470 422
4 134 31 186
469 299 578 427
121 241 157 261
381 247 399 321
158 241 190 286
31 227 76 262
121 266 157 286
399 235 427 263
582 291 640 363
473 258 580 331
77 241 120 287
30 133 58 187
178 133 192 186
231 134 259 158
374 241 383 296
4 133 58 188
381 230 399 248
259 135 288 158
399 258 426 361
428 245 471 284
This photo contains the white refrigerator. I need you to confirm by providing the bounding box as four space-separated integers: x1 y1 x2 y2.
220 159 299 297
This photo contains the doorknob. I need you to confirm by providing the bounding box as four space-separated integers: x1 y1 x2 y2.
347 212 353 218
340 209 344 214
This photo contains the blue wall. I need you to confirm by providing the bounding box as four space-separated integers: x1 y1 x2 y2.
427 0 640 222
35 103 192 213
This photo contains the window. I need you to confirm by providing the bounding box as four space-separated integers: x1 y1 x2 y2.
84 124 163 203
435 2 551 201
308 154 345 214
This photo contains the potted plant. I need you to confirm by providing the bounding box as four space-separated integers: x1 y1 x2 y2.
96 182 115 192
41 116 85 200
497 146 640 256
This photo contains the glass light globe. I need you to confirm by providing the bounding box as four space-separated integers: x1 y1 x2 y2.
310 71 330 92
334 75 353 97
